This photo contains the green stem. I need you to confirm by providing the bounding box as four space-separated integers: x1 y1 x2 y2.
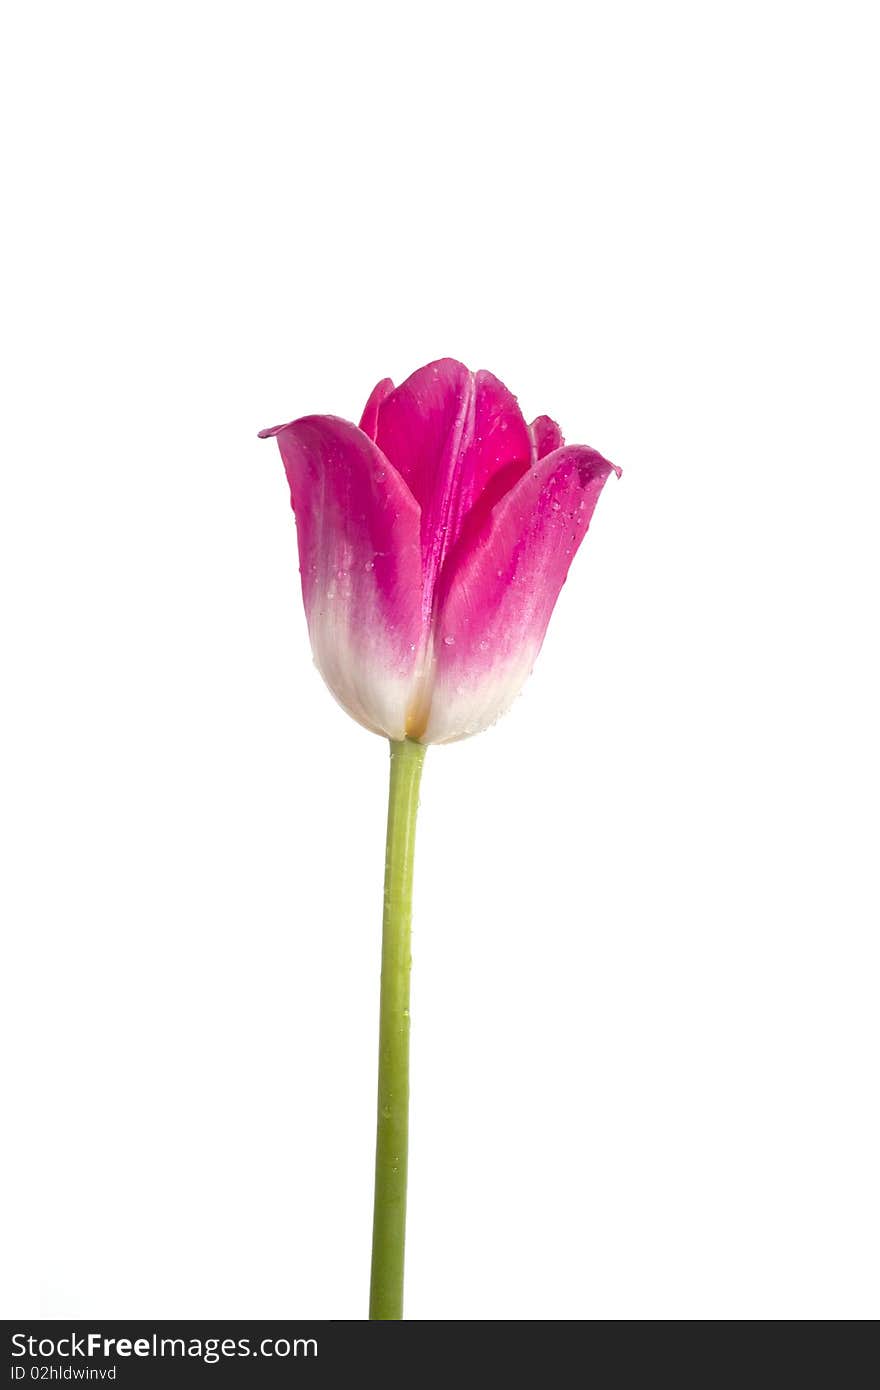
369 736 426 1320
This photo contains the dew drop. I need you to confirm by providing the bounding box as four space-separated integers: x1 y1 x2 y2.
364 560 374 571
443 634 455 646
551 499 561 511
382 1105 392 1119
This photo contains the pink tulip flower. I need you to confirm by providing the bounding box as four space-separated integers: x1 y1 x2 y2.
260 357 619 742
260 357 620 1318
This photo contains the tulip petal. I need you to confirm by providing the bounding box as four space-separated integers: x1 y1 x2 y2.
373 359 532 613
372 357 471 509
264 415 424 740
470 369 535 494
530 414 564 459
359 377 395 440
423 446 620 743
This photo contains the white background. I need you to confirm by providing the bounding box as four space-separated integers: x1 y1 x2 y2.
2 1 878 1321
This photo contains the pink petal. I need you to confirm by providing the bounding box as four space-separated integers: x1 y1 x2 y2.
373 359 532 615
470 370 535 494
372 356 472 512
263 415 424 740
422 445 620 742
359 377 395 440
530 414 564 460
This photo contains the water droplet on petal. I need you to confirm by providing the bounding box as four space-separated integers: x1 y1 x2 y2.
551 499 561 511
443 635 455 646
364 560 374 571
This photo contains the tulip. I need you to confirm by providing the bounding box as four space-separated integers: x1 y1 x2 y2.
259 357 619 745
260 358 619 1318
